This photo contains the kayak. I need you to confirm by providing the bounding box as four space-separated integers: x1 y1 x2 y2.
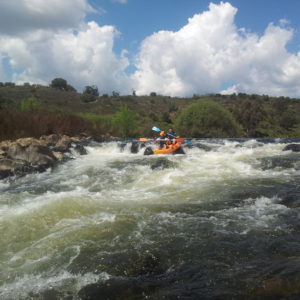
144 141 185 155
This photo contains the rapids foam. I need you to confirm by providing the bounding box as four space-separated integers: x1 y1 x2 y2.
0 139 300 298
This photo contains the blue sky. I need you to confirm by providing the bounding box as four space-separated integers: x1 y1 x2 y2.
88 0 300 54
1 0 300 97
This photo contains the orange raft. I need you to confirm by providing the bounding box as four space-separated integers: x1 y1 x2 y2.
154 141 183 155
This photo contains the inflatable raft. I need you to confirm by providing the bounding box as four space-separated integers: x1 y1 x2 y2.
144 141 185 155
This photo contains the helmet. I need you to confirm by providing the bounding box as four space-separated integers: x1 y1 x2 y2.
160 131 165 136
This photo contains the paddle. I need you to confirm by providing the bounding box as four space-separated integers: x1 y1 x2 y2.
152 126 161 132
151 125 192 145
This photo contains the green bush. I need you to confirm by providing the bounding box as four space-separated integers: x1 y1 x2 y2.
20 96 42 111
80 93 97 103
113 106 139 138
175 100 242 137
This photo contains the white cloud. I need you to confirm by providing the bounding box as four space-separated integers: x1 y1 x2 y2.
0 0 95 35
132 2 300 97
1 1 300 97
0 22 131 93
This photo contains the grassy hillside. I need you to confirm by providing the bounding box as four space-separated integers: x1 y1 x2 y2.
0 84 300 140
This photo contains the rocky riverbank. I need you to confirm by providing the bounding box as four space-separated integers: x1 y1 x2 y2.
0 134 91 179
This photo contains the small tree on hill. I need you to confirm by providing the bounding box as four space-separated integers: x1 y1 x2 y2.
113 106 138 137
50 78 76 91
81 85 99 103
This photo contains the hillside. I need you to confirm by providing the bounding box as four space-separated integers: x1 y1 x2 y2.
0 84 300 140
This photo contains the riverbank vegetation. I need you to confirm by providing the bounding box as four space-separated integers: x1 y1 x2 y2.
0 80 300 140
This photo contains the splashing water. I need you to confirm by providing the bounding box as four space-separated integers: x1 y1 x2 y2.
0 139 300 299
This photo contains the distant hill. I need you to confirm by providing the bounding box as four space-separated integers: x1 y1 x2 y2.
0 84 300 140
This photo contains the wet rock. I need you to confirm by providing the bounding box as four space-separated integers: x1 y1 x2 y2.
144 147 154 155
7 143 57 169
53 135 73 152
279 189 300 208
118 143 127 152
194 143 212 151
0 158 33 179
130 141 139 153
150 157 176 170
260 154 300 170
283 144 300 152
73 144 88 155
173 146 185 155
40 134 61 146
0 134 90 179
78 278 156 300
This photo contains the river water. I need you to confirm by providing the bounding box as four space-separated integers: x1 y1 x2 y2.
0 139 300 299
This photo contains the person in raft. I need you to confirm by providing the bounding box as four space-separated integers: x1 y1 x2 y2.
157 131 167 149
166 128 178 145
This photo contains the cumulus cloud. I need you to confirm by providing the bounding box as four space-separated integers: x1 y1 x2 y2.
0 0 95 35
1 1 300 97
0 22 131 93
132 2 300 97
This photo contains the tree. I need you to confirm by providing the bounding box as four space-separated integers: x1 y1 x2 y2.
50 78 76 91
80 85 99 103
50 78 67 90
83 85 99 96
175 100 242 137
113 106 138 137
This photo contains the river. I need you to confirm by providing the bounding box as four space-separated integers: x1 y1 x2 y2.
0 139 299 299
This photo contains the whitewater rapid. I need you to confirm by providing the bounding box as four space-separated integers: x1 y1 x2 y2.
0 139 299 299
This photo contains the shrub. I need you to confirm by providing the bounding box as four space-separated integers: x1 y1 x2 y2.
175 100 242 137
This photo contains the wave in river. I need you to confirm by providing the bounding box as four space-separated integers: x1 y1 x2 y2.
0 139 299 299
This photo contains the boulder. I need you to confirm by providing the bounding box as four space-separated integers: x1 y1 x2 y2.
144 147 154 155
130 141 139 154
39 134 61 146
283 144 300 152
0 158 32 179
0 134 89 179
279 191 300 208
53 135 73 152
73 144 87 155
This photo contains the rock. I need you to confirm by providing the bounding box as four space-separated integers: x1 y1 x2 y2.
73 144 87 155
53 135 72 152
144 147 154 155
173 146 185 155
130 141 139 153
40 134 61 146
150 157 176 170
0 158 32 179
283 144 300 152
52 151 67 161
7 143 57 168
194 143 212 151
260 154 300 170
0 134 90 179
279 191 300 208
118 143 127 152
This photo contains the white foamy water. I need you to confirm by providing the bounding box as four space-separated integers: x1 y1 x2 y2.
0 139 299 299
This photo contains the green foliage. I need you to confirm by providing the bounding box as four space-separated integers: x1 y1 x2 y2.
80 93 97 103
83 85 99 96
80 113 113 132
20 97 42 111
175 100 242 137
113 106 138 138
50 78 67 90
